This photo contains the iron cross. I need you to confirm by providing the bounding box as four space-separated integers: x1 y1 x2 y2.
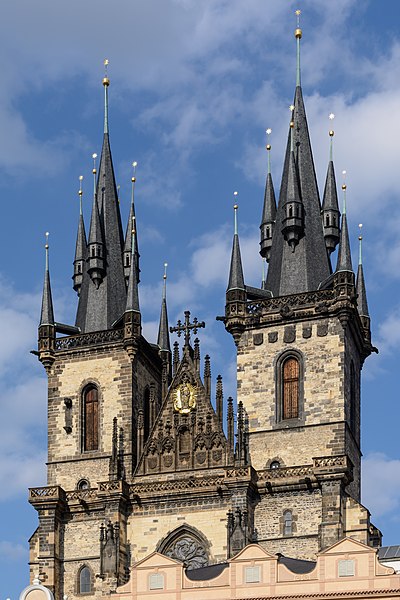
170 310 205 347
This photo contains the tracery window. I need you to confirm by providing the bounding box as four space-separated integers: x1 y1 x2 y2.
78 565 91 593
158 527 209 570
282 357 299 419
83 385 98 451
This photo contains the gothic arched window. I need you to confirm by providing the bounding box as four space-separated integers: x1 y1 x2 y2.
276 351 304 424
78 565 92 593
157 526 209 570
83 385 99 452
282 357 299 419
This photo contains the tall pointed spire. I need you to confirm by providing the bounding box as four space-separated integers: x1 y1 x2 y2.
40 232 54 326
125 217 140 313
260 129 277 262
322 120 340 256
157 263 171 352
73 175 87 295
356 224 369 317
336 178 353 273
124 161 140 285
75 61 127 333
227 195 245 292
103 59 109 134
265 16 330 296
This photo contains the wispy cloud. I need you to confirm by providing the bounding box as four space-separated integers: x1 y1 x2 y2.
363 453 400 519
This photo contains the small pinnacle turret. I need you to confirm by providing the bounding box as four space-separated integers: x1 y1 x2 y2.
87 184 105 288
260 132 277 262
124 162 140 286
125 219 140 315
157 263 171 354
335 184 353 273
356 226 369 318
227 201 245 293
73 176 87 295
281 121 304 252
322 127 340 255
40 233 54 327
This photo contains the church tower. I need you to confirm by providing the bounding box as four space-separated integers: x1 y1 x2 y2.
29 64 251 599
224 18 380 558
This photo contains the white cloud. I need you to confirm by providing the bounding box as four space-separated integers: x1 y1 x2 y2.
362 453 400 518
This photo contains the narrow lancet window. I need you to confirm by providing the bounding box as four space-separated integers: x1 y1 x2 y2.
282 357 299 419
83 386 99 451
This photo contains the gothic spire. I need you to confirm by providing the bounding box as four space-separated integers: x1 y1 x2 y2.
265 22 330 296
336 181 353 273
75 62 127 333
227 198 245 292
124 162 140 285
73 176 87 295
322 123 340 256
125 217 140 314
356 225 369 317
157 263 171 352
260 130 277 262
40 233 54 327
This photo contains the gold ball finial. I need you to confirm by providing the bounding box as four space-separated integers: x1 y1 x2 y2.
342 184 347 190
266 144 271 151
103 59 110 86
329 130 334 137
233 191 238 210
295 10 302 38
290 121 294 128
45 231 49 250
266 128 272 151
358 223 363 241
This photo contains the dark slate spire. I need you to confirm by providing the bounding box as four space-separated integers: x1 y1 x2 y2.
125 218 140 314
227 201 245 292
260 135 277 262
75 66 127 332
281 121 304 251
265 26 330 296
157 263 171 352
40 233 54 327
124 162 140 286
336 184 353 273
356 226 369 317
73 176 87 295
322 129 340 255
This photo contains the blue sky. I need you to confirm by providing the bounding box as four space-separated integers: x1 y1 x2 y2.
1 0 400 597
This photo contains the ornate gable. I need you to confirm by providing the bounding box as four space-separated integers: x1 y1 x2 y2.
136 339 228 476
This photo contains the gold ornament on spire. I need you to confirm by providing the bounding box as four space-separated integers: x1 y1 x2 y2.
78 175 83 196
295 9 302 39
132 161 138 183
233 190 238 210
163 262 168 280
103 58 110 87
266 128 272 151
358 223 363 241
329 113 335 137
45 231 49 250
342 170 347 191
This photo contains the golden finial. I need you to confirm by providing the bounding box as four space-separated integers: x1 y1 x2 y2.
78 175 83 196
329 112 335 137
233 190 238 210
103 58 110 87
45 231 49 250
358 223 363 241
266 128 272 151
163 262 168 280
92 153 97 175
295 9 302 39
131 161 138 183
342 169 347 191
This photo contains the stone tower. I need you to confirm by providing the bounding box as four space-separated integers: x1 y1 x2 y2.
28 23 380 600
224 24 380 558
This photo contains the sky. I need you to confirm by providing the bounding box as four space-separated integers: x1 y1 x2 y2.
1 0 400 597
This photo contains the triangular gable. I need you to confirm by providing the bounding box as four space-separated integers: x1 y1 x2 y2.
319 537 376 555
134 551 182 569
230 543 277 562
136 344 228 475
